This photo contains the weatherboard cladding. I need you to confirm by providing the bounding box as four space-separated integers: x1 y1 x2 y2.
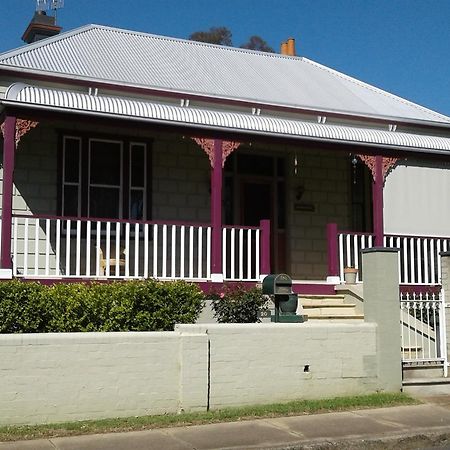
0 24 449 125
6 83 450 154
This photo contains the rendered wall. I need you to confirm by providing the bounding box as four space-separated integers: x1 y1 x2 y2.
0 331 209 425
0 322 378 425
177 322 378 408
384 161 450 237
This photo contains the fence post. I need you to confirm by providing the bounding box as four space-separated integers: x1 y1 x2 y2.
362 247 401 392
439 252 450 376
260 219 271 280
326 223 340 284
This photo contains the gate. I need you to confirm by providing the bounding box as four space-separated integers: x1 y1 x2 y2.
400 289 448 376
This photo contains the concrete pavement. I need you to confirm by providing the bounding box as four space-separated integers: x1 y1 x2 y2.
1 400 450 449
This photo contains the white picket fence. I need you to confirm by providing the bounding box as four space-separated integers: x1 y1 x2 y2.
10 215 263 281
338 232 450 285
400 290 447 373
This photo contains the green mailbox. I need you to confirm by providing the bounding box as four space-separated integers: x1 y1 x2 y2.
262 274 306 323
262 273 293 296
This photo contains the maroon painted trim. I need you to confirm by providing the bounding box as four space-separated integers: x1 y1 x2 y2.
11 213 211 228
1 116 16 269
327 223 339 277
338 230 374 237
260 219 271 275
210 139 223 275
400 284 442 295
1 67 448 133
223 224 259 231
373 155 384 247
292 283 337 296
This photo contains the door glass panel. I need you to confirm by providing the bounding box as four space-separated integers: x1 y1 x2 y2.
241 182 271 226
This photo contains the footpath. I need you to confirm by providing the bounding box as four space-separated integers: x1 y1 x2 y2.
1 396 450 450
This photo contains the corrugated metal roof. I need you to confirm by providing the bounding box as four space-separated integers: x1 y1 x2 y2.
0 24 449 126
5 83 450 154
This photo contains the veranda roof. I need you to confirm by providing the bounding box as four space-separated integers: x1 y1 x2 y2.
4 83 450 155
0 24 449 126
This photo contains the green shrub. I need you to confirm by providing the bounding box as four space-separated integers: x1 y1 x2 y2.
0 279 204 333
210 284 269 323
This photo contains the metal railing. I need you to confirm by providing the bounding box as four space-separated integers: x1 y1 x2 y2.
400 290 447 371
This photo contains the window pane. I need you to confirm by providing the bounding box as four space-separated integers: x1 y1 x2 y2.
64 138 80 183
63 185 79 217
89 187 120 218
237 154 273 176
130 190 144 220
131 144 145 187
90 140 121 185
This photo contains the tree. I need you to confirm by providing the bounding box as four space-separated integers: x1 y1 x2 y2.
240 35 274 53
189 27 232 46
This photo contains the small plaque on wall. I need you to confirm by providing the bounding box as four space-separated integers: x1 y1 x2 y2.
294 203 315 212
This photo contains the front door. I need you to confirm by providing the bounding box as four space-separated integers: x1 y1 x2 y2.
224 152 287 273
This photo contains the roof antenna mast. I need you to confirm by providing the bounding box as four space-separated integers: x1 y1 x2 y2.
36 0 64 24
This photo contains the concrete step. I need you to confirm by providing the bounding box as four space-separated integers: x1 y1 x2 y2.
300 295 359 318
307 314 365 321
402 376 450 396
403 364 445 380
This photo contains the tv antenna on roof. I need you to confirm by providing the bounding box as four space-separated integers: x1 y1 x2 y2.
36 0 64 22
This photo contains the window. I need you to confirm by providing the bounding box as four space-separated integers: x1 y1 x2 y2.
60 135 151 220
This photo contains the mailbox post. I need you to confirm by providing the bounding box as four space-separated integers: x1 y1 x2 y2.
262 274 306 323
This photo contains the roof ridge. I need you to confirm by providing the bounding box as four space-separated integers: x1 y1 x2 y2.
302 57 450 123
91 24 300 60
0 24 96 61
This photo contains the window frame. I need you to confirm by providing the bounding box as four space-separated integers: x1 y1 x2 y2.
58 131 152 222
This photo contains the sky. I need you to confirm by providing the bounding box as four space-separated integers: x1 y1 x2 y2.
0 0 449 116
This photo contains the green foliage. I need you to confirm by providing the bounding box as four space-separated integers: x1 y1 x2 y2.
188 27 274 53
210 284 269 323
0 280 203 333
240 36 274 53
189 26 233 46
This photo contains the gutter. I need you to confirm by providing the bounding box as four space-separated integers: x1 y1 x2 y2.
2 99 450 158
1 65 450 132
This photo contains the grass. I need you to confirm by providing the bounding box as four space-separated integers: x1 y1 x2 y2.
0 392 418 442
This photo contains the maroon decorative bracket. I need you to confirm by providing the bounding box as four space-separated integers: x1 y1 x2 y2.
357 155 399 183
192 137 241 167
0 118 39 146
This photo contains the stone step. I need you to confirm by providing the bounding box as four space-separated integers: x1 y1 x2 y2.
301 299 354 307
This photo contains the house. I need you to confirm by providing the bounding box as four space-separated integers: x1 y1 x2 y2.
1 14 450 291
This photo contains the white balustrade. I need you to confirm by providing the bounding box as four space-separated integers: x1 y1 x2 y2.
222 226 261 281
11 216 211 280
337 232 450 285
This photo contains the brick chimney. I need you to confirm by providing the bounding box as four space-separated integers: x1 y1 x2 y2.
280 38 296 56
22 11 62 44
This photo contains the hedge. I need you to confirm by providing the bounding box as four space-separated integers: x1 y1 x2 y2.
0 279 204 333
209 284 269 323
